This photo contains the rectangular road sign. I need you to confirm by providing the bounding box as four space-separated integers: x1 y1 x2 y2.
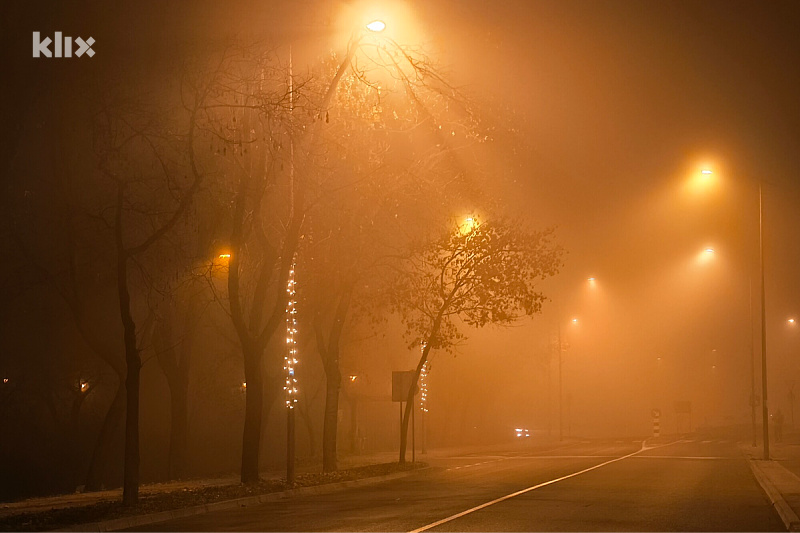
392 370 416 402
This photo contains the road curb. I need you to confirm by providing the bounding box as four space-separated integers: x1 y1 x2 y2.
57 467 430 532
747 459 800 531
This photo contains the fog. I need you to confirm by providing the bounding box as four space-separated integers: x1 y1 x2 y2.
2 0 800 504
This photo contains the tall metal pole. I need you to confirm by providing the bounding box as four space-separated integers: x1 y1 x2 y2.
285 45 297 484
558 322 564 442
760 182 770 460
750 276 757 448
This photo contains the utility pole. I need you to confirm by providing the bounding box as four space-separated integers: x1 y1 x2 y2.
759 182 770 460
558 322 564 442
750 277 757 448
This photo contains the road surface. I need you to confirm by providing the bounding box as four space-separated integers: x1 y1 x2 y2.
130 436 783 531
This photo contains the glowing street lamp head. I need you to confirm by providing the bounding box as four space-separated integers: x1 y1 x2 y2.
218 253 231 259
459 216 477 235
366 20 386 32
349 375 358 382
701 169 713 175
789 318 796 325
571 318 578 324
704 248 715 254
587 277 596 282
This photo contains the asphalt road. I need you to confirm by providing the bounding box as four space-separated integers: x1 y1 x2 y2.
130 436 784 531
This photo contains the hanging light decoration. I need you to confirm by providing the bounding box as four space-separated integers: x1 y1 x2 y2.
284 260 299 408
419 343 429 413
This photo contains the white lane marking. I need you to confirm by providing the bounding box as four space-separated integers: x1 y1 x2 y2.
632 455 728 460
410 440 682 533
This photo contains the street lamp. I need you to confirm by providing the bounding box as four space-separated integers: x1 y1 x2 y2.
700 167 770 459
556 316 579 441
698 245 758 448
366 20 386 33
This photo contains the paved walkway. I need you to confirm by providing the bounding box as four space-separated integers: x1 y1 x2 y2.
743 430 800 531
0 441 562 519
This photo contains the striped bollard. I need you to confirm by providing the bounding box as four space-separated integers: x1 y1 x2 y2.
651 408 661 437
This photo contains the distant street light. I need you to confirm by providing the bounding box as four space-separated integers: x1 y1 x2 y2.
789 318 796 325
366 20 386 32
697 244 758 448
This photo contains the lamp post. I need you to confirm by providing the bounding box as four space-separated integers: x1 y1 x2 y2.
703 245 758 448
701 169 769 459
758 182 770 460
557 317 577 442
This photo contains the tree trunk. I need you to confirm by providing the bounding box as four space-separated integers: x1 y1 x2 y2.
298 403 317 457
115 183 140 507
85 378 125 491
119 273 141 505
241 344 264 484
322 364 341 472
168 380 189 479
399 310 446 464
349 396 359 454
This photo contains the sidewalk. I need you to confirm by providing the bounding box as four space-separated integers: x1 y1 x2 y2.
742 431 800 531
0 440 561 521
0 450 398 520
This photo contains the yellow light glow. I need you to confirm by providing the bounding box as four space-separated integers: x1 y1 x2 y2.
349 375 358 382
242 381 247 389
366 20 386 32
683 163 720 197
218 253 231 259
705 248 715 254
789 318 796 325
571 318 578 324
459 216 477 236
80 380 89 392
2 378 8 384
587 277 596 282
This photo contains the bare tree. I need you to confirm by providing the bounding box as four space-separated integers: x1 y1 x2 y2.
387 217 564 463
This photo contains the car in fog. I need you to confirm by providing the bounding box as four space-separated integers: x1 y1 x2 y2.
514 427 531 438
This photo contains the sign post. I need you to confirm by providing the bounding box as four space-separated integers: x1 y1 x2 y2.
392 370 417 460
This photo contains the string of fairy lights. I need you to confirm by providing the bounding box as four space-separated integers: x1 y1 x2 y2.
419 344 429 413
284 260 298 408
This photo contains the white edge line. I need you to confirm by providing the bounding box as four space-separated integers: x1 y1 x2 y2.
408 440 683 533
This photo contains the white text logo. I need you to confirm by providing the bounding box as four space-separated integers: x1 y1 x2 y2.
33 32 95 58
